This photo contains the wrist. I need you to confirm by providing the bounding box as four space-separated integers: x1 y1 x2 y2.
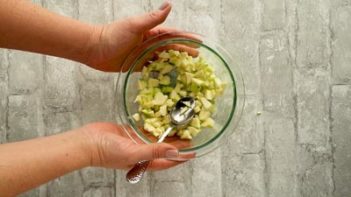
83 25 104 68
76 125 104 167
73 127 98 167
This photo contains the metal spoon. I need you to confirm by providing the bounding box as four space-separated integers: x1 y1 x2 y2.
126 97 196 184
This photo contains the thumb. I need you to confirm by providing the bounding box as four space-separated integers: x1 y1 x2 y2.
128 1 172 32
131 143 179 162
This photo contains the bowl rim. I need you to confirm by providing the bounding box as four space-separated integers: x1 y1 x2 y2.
116 31 245 156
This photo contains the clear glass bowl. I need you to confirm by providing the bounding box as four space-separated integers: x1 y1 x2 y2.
116 32 245 159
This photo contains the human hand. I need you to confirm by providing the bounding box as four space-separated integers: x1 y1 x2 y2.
81 122 194 170
84 1 175 72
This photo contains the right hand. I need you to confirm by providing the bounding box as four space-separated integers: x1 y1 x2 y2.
80 122 194 170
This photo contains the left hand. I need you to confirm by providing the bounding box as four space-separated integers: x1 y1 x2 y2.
84 1 173 72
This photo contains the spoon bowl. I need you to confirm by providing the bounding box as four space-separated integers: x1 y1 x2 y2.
126 97 195 184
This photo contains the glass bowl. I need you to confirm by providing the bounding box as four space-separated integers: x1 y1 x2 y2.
116 32 245 159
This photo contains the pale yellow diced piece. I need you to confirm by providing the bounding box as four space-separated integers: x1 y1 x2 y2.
199 110 211 121
152 92 167 105
132 113 140 121
179 129 192 140
138 80 147 90
144 122 156 133
190 117 201 128
166 99 174 107
188 126 200 137
200 97 212 110
159 105 167 116
201 118 215 128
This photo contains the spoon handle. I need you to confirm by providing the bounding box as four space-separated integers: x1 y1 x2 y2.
126 126 174 184
157 126 174 143
126 160 150 184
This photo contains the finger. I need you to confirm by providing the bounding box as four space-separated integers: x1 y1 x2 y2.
144 26 179 39
144 27 203 44
129 143 179 163
155 44 199 57
128 1 172 33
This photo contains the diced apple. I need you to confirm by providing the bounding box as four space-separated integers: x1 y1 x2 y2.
200 97 212 109
199 110 211 121
190 117 201 128
160 64 173 74
158 105 167 116
166 99 174 107
188 126 200 137
192 78 204 86
179 129 192 140
138 80 147 90
144 122 156 133
201 118 215 128
159 75 171 85
179 90 187 97
148 78 159 88
132 113 140 121
170 90 180 100
152 92 167 105
159 51 170 59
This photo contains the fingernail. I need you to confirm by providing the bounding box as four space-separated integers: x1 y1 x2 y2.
165 149 179 158
159 0 170 10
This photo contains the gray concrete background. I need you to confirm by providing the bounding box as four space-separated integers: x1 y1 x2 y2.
0 0 350 196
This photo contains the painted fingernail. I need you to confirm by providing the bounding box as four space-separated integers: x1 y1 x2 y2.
165 149 179 158
159 0 170 10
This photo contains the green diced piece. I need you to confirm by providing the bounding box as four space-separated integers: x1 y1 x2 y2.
148 78 159 88
161 86 173 93
141 109 154 117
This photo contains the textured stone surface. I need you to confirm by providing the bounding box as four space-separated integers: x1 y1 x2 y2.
0 0 350 196
264 115 297 197
296 0 330 70
191 150 222 197
8 51 43 95
44 58 79 113
223 96 264 155
47 171 84 197
260 32 294 117
262 0 286 30
220 0 260 95
295 1 334 195
0 50 8 144
331 6 351 84
7 94 43 142
331 86 351 197
222 154 265 197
